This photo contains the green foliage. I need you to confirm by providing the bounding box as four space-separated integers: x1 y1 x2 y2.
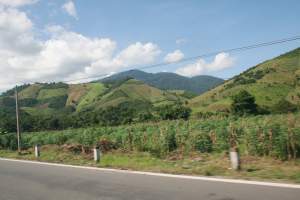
158 103 191 120
19 98 38 107
233 76 256 85
76 83 106 111
98 103 135 125
1 113 300 160
39 95 68 109
0 133 17 150
1 84 30 97
0 97 15 107
193 133 213 153
181 91 198 99
231 90 258 115
244 69 275 80
271 99 297 114
75 129 98 147
102 77 134 91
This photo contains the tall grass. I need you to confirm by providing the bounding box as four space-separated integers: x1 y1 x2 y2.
1 113 300 160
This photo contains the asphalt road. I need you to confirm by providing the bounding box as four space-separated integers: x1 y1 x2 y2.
0 159 299 200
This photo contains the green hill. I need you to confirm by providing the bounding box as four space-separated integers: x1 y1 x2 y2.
101 69 224 94
0 79 184 122
99 79 180 107
189 47 300 114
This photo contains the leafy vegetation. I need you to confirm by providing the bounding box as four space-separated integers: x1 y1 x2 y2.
158 103 191 120
231 90 258 115
1 113 300 161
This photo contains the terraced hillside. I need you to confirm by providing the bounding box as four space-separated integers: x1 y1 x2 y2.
190 47 300 114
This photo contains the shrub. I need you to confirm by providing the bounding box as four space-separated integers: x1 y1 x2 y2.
158 103 191 120
231 90 258 115
271 99 297 114
97 138 116 152
193 132 213 153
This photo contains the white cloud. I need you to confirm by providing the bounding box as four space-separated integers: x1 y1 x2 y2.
114 42 161 66
175 38 187 45
0 0 37 7
176 52 235 77
0 7 162 92
164 50 184 63
62 0 78 19
0 7 42 55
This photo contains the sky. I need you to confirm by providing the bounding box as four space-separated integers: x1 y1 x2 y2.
0 0 300 92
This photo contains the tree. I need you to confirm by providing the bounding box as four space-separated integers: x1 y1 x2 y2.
158 103 191 120
231 90 258 115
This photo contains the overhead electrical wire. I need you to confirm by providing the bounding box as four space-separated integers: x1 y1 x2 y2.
57 35 300 83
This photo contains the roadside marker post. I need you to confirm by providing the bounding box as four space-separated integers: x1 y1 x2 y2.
35 145 40 158
230 148 240 170
94 147 101 163
229 124 240 170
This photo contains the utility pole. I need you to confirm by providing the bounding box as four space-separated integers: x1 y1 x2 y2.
15 85 21 154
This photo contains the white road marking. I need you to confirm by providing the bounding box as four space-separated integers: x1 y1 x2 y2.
0 157 300 189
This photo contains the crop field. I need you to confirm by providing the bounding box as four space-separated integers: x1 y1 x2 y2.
1 111 300 182
1 113 300 160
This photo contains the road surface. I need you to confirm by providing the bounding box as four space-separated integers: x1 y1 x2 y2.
0 159 299 200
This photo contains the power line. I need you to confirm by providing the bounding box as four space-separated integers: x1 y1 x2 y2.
62 35 300 83
65 74 110 83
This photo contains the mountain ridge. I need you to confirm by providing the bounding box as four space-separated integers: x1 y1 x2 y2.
100 70 224 94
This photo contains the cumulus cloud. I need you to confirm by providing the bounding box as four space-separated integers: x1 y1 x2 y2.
114 42 161 66
0 7 42 55
62 0 78 19
164 50 184 63
0 0 37 7
176 52 235 77
0 7 162 92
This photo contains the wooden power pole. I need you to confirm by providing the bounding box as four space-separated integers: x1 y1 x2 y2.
15 86 21 154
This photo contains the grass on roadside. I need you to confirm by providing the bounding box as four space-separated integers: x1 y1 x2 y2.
0 145 299 184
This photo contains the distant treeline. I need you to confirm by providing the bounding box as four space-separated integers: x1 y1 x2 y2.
0 100 191 133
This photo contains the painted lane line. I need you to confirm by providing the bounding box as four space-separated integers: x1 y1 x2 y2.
0 157 299 189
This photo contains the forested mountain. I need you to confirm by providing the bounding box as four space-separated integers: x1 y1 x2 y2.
100 70 224 94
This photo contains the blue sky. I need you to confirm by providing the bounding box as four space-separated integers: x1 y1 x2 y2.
0 0 300 91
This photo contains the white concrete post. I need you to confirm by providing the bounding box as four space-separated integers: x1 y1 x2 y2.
94 147 100 162
35 145 40 158
230 150 240 170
